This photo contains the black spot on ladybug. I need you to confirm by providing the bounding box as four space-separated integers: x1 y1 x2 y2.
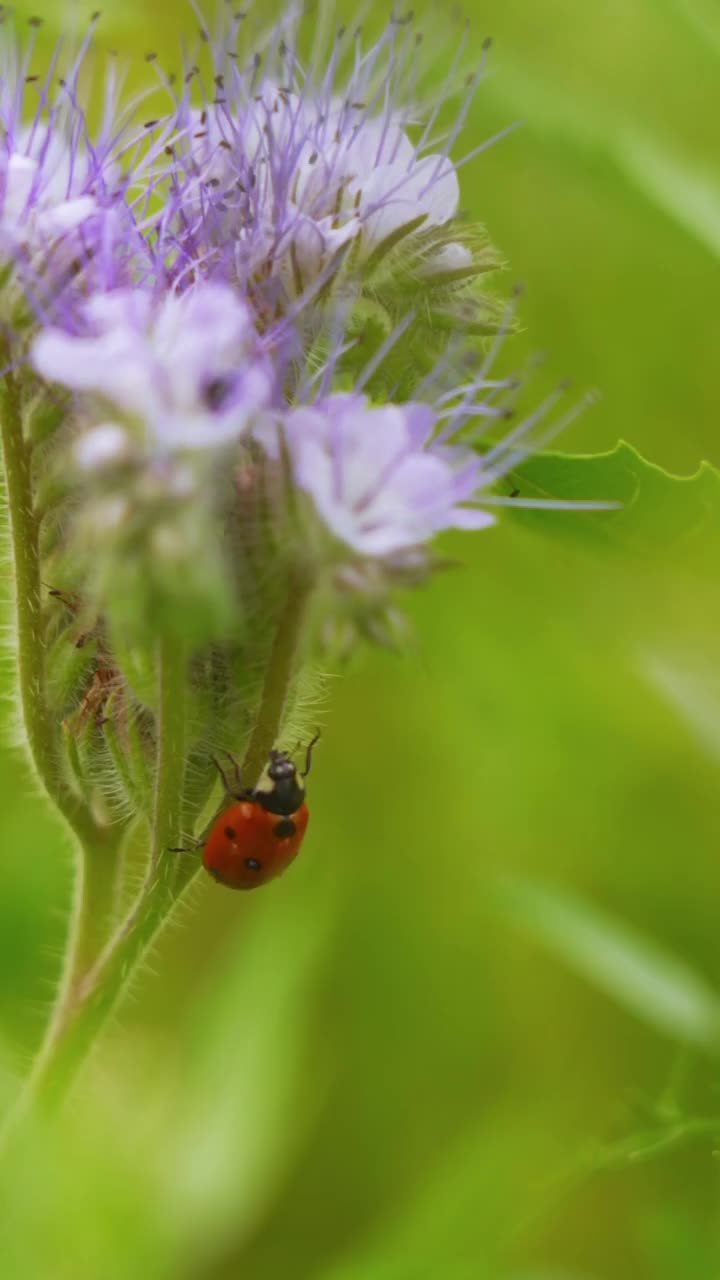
244 857 262 871
273 817 296 839
224 825 237 841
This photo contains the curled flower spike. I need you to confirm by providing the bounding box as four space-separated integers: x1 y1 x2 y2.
0 8 608 1116
0 26 112 262
154 12 504 343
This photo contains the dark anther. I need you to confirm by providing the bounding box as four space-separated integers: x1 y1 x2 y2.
28 16 44 27
202 377 233 411
144 120 159 130
145 51 158 62
482 35 493 50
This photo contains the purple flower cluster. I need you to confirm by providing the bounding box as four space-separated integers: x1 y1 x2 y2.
0 11 566 639
261 395 493 558
0 23 133 292
34 285 272 458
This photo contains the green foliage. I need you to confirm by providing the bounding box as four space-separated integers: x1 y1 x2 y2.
1 1 720 1278
496 875 720 1050
507 443 720 556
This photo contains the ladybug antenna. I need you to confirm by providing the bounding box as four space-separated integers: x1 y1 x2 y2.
302 730 321 778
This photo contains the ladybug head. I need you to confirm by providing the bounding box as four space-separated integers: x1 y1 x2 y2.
254 734 320 817
257 749 305 816
267 750 297 784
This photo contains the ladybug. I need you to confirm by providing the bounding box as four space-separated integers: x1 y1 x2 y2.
202 733 320 890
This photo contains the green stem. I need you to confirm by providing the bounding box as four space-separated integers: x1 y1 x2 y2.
1 825 121 1136
150 633 188 875
0 368 105 849
4 569 312 1119
8 637 189 1115
0 366 132 1140
241 565 314 786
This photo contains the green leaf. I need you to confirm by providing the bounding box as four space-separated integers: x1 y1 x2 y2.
496 875 720 1053
504 442 720 556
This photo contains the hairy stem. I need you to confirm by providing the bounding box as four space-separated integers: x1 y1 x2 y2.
0 369 105 849
0 368 130 1139
4 568 312 1119
8 637 189 1115
0 824 122 1140
241 564 314 786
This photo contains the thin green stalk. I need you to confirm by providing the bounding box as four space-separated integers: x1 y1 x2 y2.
6 569 313 1117
241 565 314 786
0 368 105 849
1 824 122 1137
12 636 189 1114
0 368 130 1138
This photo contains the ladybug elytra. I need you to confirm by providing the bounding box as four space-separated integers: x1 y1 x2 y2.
201 733 320 890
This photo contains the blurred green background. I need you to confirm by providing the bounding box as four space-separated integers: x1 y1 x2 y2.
2 1 720 1277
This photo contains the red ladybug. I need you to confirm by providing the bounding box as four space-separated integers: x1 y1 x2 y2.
202 733 320 890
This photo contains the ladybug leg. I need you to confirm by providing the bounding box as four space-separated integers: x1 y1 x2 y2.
217 748 252 795
211 751 253 798
169 839 202 854
45 583 81 612
210 753 236 796
302 729 321 778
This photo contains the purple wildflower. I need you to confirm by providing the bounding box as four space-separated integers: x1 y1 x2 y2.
1 41 102 246
32 283 273 455
12 10 585 656
266 394 493 559
158 17 493 306
0 19 169 323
